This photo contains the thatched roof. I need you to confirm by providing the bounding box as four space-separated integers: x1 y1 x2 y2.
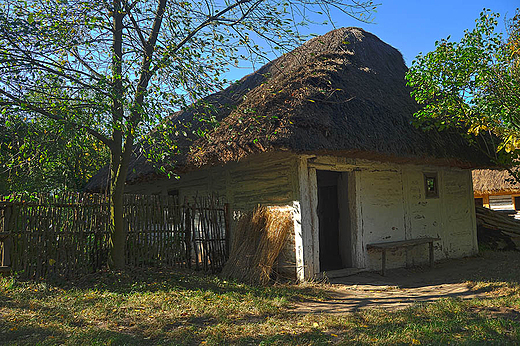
86 27 493 192
472 169 520 195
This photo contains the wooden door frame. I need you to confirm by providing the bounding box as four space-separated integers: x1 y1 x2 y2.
295 155 366 280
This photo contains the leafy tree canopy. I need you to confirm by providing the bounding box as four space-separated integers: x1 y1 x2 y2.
406 9 520 166
0 113 109 194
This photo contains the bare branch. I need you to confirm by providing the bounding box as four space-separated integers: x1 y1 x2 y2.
131 0 167 123
122 0 147 48
70 48 105 80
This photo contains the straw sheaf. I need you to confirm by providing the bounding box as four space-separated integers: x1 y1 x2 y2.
221 206 293 285
86 27 493 192
472 169 520 195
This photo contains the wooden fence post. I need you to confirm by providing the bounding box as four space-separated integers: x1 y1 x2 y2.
224 203 230 258
184 204 192 268
1 204 12 268
191 204 199 270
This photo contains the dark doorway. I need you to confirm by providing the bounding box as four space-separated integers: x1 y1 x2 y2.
317 170 343 271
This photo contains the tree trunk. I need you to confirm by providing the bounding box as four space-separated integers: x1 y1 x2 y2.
107 132 133 269
109 178 126 269
107 0 126 270
108 148 128 269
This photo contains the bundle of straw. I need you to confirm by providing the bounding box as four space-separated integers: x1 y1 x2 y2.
221 205 293 285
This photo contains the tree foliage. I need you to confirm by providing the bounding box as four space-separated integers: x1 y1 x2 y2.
406 9 520 165
0 114 109 194
0 0 377 268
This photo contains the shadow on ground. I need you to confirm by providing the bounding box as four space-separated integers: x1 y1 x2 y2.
291 250 520 313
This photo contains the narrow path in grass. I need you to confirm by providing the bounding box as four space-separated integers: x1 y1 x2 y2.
291 251 520 313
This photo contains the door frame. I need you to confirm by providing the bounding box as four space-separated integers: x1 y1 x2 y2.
295 157 362 280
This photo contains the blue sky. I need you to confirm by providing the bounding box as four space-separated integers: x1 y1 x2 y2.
226 0 518 80
358 0 518 65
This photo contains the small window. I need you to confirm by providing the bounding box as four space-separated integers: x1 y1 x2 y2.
514 196 520 211
167 189 179 203
475 198 484 207
424 173 439 198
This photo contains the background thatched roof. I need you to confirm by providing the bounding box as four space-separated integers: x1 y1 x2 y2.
472 169 520 195
86 27 493 192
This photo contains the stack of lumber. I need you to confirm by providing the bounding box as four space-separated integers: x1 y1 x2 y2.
476 206 520 251
476 206 520 235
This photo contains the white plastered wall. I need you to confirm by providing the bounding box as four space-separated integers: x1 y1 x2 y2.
303 155 478 277
123 153 477 281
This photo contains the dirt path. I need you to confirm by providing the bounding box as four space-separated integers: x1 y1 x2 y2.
291 251 520 313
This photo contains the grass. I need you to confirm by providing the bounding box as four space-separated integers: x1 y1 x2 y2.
1 251 520 345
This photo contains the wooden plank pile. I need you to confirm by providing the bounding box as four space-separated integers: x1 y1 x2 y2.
476 206 520 235
476 206 520 250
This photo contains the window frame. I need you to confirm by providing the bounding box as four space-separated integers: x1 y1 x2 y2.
514 196 520 211
424 172 439 199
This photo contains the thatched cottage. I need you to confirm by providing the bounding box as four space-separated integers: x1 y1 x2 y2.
87 28 491 281
473 169 520 213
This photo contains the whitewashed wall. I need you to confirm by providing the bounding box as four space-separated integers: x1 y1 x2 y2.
125 152 298 207
488 195 515 211
125 153 477 280
307 156 478 274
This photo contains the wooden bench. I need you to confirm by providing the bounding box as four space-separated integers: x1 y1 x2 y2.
367 237 440 276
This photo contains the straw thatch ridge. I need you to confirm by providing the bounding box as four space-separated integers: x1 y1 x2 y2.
86 27 493 192
472 169 520 195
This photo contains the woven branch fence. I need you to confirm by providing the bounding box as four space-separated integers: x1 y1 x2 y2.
0 192 228 279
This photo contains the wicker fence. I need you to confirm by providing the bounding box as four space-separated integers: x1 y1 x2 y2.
0 193 229 278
